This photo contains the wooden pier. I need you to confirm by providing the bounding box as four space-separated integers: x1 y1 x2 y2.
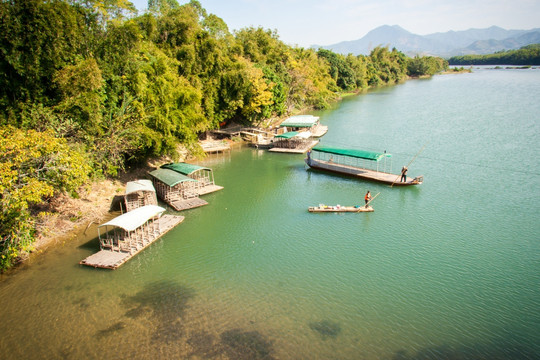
80 214 184 270
200 140 231 153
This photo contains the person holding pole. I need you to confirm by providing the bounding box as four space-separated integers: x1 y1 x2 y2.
364 190 372 208
400 166 408 182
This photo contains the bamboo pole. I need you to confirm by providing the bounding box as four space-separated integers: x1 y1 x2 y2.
390 143 427 187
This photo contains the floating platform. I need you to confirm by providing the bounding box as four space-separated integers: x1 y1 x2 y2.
311 125 328 138
196 184 224 196
80 214 184 269
308 205 374 213
169 197 208 211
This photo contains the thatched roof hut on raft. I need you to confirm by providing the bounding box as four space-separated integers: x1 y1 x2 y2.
124 179 158 212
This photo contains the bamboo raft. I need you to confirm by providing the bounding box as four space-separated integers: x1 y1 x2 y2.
196 184 224 196
308 205 374 213
80 214 184 270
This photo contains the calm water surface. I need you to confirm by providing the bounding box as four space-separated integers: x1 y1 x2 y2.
1 68 539 359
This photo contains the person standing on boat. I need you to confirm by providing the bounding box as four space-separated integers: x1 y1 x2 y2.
400 166 408 182
364 191 372 207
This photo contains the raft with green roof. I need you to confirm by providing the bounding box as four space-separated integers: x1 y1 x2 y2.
305 145 423 186
161 162 223 196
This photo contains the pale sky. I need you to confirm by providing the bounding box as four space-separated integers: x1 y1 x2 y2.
130 0 540 47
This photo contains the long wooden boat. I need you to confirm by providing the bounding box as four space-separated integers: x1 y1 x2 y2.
309 205 374 212
305 145 423 186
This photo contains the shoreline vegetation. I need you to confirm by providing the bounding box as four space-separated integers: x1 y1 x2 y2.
0 0 464 272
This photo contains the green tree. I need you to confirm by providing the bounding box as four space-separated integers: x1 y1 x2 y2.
317 49 357 91
0 126 91 271
407 55 448 76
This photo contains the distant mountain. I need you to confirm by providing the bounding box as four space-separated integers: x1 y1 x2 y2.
455 30 540 55
314 25 540 58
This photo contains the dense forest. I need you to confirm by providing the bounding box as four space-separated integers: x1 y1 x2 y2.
0 0 448 271
448 44 540 65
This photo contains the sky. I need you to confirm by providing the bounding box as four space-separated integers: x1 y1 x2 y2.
130 0 540 47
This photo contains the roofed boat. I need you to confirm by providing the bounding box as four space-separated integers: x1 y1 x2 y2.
80 205 184 269
148 168 208 211
268 130 319 153
305 145 423 186
280 115 328 137
124 179 158 212
161 162 223 195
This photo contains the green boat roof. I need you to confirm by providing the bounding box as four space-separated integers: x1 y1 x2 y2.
312 145 391 161
275 131 298 139
149 168 196 187
161 162 210 175
279 115 319 128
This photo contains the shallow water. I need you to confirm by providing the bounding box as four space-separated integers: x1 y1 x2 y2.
1 67 539 359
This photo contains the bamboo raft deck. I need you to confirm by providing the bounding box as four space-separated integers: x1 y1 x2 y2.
311 125 328 138
309 205 374 213
196 184 224 196
80 214 184 270
169 197 208 211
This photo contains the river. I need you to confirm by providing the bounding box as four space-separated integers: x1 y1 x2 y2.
1 67 539 359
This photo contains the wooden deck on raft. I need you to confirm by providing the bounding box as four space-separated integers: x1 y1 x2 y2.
80 214 184 270
269 140 319 154
309 205 374 213
311 125 328 138
169 197 208 211
196 184 224 196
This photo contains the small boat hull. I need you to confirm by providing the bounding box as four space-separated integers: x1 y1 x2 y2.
308 205 374 213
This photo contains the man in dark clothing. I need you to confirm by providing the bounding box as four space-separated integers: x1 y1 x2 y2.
400 166 408 182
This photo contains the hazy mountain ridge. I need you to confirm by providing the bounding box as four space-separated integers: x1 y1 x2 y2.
314 25 540 57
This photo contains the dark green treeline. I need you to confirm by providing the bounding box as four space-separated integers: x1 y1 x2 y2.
448 44 540 66
0 0 447 271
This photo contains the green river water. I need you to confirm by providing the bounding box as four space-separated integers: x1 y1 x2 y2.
1 67 539 359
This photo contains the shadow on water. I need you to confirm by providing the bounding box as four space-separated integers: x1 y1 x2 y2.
220 329 275 360
96 321 127 339
187 331 223 359
391 339 539 360
186 329 275 360
309 320 342 339
117 280 195 344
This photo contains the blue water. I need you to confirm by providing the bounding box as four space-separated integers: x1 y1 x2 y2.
0 67 538 359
